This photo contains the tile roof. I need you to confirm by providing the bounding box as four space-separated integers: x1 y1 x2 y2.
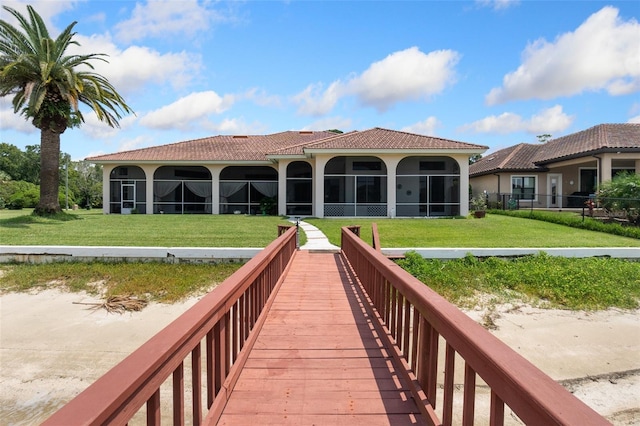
469 143 545 176
533 123 640 163
300 127 487 151
87 128 487 162
470 123 640 177
86 131 338 162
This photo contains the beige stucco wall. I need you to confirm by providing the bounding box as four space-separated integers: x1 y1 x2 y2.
101 153 477 217
471 153 640 209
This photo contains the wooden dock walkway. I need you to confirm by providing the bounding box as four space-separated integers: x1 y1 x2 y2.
217 251 426 425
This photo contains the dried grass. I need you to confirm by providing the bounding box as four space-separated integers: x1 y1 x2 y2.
73 295 148 314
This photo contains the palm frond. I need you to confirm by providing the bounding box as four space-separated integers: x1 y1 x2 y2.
1 4 133 128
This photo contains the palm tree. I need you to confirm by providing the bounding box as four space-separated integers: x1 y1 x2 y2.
0 5 133 215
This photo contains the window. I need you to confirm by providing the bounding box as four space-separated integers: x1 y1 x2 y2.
419 161 446 171
511 176 536 200
579 169 597 193
352 161 382 171
613 168 635 179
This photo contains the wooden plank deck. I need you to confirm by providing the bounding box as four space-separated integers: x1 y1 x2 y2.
217 251 426 425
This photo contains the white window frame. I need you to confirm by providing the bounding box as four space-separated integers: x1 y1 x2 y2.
510 175 537 201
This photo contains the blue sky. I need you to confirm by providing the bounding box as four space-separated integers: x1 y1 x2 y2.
1 0 639 160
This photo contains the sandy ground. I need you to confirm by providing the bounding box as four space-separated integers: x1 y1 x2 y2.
1 289 639 425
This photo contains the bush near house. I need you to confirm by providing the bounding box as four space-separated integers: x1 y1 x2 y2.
597 172 640 225
0 180 74 210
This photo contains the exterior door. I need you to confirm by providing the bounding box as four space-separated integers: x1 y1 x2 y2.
122 182 135 212
547 174 562 208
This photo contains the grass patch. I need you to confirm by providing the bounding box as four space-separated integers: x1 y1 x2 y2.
490 209 640 240
0 261 243 303
397 252 640 311
306 215 640 248
0 209 298 247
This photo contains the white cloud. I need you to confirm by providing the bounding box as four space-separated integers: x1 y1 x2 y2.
1 1 77 32
401 117 441 136
487 7 640 105
79 112 137 139
350 48 460 111
72 34 201 95
628 116 640 124
459 105 574 134
116 135 157 153
113 0 218 43
292 81 344 116
201 118 269 135
293 47 460 115
475 0 520 11
240 88 282 108
302 117 353 132
139 91 234 130
0 99 37 133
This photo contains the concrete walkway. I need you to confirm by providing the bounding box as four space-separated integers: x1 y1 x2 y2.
290 219 340 252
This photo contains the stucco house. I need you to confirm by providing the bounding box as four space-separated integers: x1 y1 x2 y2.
469 123 640 209
86 127 487 217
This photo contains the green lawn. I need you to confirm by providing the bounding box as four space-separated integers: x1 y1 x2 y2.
2 210 638 309
2 209 639 248
0 210 295 247
306 215 640 247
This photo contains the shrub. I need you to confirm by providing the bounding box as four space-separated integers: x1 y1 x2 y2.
7 195 25 209
598 172 640 223
1 181 39 208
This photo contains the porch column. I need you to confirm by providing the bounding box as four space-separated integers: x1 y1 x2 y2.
636 159 640 175
207 165 224 214
457 156 470 216
599 154 612 186
139 165 157 214
383 156 401 218
277 160 288 216
314 156 329 218
101 165 114 214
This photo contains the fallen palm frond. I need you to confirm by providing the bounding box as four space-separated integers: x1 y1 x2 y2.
73 295 148 314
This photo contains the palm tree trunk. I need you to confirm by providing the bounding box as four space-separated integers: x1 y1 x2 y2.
34 129 62 215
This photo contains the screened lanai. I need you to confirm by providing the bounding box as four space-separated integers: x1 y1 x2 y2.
109 166 147 214
395 156 461 216
324 156 387 217
153 166 212 214
219 166 278 215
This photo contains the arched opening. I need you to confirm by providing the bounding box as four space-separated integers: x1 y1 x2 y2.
153 166 212 214
286 161 313 216
396 156 460 216
109 166 146 214
219 166 278 214
324 156 387 217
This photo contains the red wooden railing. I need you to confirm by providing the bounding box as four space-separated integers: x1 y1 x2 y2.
43 226 297 426
341 226 610 426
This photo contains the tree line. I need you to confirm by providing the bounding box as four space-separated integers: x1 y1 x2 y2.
0 142 102 210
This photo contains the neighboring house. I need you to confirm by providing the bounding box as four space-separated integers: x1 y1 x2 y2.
469 123 640 209
87 127 487 217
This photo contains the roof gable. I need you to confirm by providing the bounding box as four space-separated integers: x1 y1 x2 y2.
470 123 640 177
470 143 544 177
299 127 487 152
533 123 640 164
